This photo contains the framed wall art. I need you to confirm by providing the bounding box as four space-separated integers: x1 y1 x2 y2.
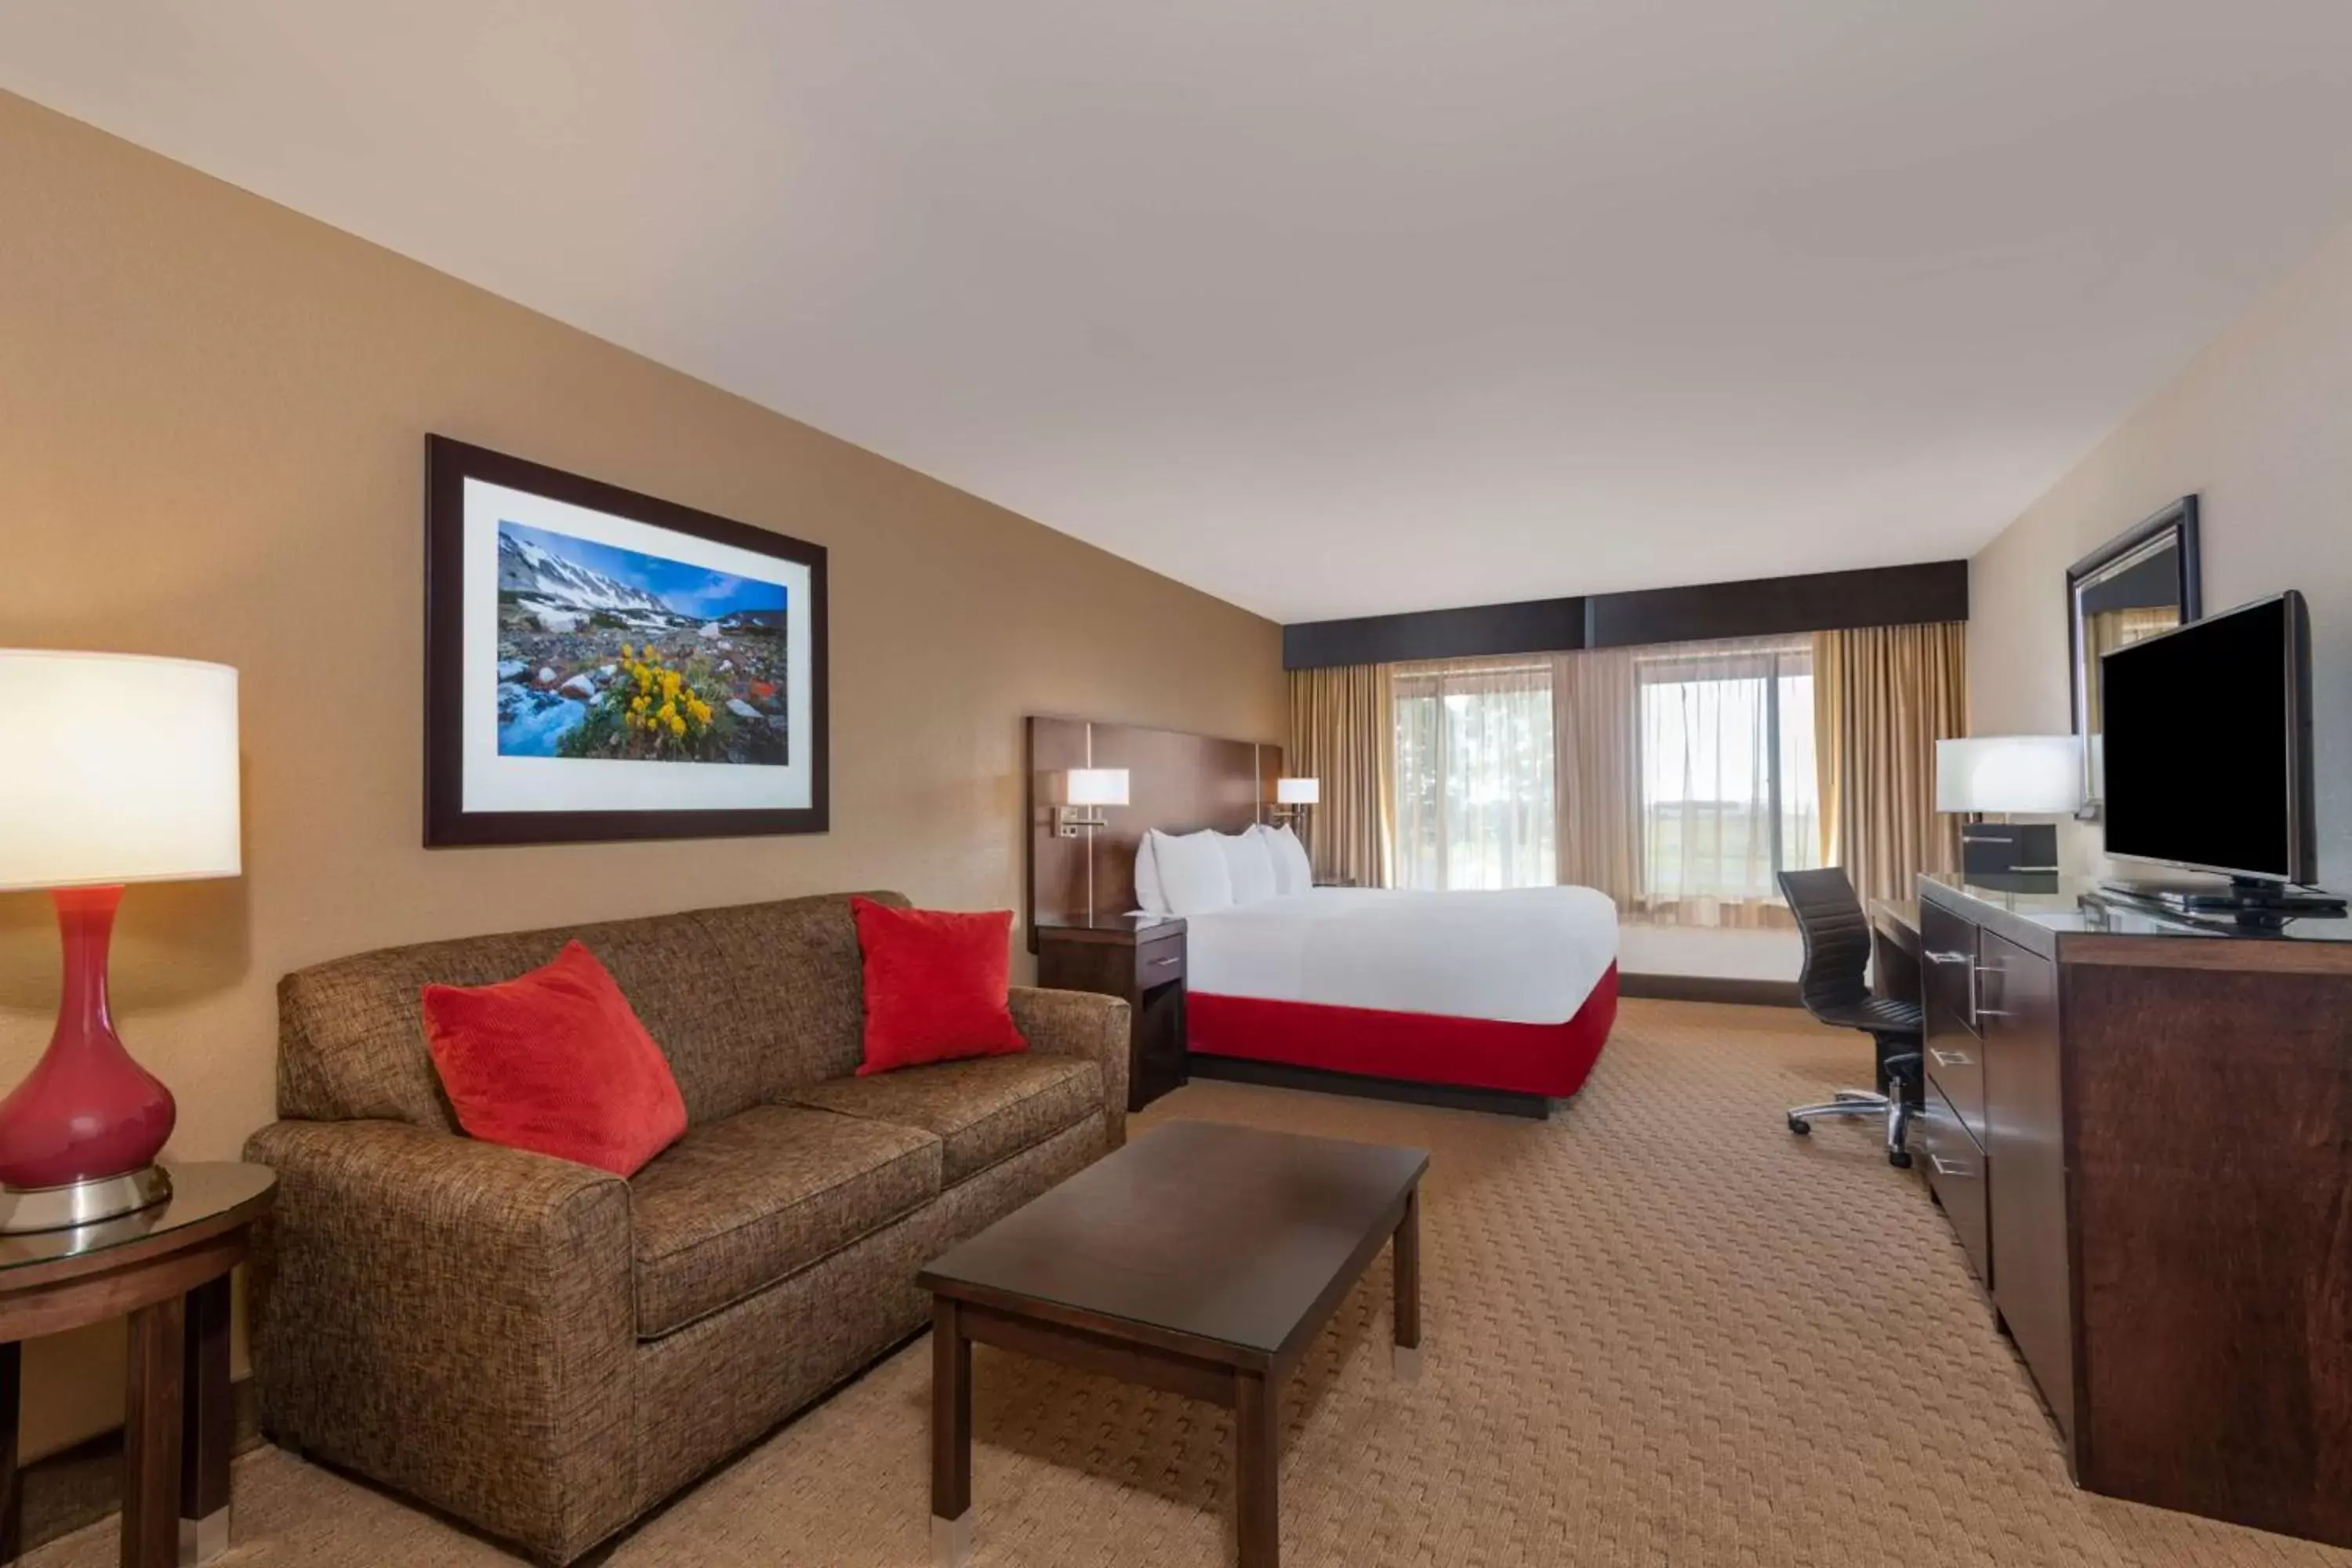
424 435 829 846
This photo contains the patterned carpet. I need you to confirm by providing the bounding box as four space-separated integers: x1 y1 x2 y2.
31 999 2351 1566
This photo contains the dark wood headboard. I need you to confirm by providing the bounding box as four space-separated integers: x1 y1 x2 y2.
1025 717 1282 944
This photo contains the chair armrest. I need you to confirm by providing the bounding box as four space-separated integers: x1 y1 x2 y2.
1009 986 1130 1148
243 1119 637 1563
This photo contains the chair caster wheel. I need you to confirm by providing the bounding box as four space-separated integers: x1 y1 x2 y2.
1889 1149 1913 1169
1788 1117 1810 1135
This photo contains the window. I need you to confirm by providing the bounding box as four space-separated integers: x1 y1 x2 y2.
1392 659 1555 891
1635 641 1820 914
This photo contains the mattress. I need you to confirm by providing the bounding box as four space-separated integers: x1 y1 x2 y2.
1181 885 1620 1025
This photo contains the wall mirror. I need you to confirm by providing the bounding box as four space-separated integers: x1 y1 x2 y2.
2067 495 2201 815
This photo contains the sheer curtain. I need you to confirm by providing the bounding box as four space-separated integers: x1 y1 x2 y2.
1363 626 1955 919
1552 646 1642 907
1632 637 1820 927
1392 658 1555 890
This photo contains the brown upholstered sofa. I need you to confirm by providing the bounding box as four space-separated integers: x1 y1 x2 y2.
243 891 1127 1565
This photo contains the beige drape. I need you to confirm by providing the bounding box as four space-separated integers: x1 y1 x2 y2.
1552 648 1642 907
1287 664 1396 887
1813 622 1968 906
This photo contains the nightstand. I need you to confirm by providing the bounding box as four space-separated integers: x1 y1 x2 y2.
1033 915 1187 1112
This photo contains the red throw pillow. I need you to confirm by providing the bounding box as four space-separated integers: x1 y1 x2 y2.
850 897 1027 1076
422 942 688 1177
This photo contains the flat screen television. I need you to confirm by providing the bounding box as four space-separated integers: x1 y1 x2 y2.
2100 590 2315 886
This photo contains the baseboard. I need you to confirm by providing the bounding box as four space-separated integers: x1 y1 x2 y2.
1618 972 1802 1007
15 1377 262 1555
1185 1054 1554 1118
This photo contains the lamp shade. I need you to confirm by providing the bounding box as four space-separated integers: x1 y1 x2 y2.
0 652 241 892
1936 735 2082 815
1061 768 1129 808
1276 777 1320 805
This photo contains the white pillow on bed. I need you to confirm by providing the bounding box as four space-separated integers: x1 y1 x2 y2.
1218 828 1279 905
1149 829 1235 916
1259 822 1314 895
1133 834 1170 914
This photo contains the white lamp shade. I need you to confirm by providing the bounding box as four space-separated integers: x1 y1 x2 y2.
1276 777 1320 806
1936 735 2082 815
1062 768 1129 808
0 652 242 891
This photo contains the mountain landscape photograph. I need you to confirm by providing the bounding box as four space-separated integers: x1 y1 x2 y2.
495 521 790 766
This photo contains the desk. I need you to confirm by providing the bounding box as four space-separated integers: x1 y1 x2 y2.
1867 897 1921 1006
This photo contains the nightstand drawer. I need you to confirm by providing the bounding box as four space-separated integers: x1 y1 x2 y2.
1136 938 1185 988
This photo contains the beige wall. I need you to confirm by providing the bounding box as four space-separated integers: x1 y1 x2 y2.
0 93 1283 1457
1969 222 2352 889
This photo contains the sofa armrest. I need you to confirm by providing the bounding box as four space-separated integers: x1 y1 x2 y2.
1009 986 1130 1148
244 1119 637 1564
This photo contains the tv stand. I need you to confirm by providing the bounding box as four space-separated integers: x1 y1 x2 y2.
2099 876 2348 920
1907 872 2352 1548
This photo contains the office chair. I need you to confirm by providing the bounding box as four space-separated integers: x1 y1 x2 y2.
1778 866 1923 1169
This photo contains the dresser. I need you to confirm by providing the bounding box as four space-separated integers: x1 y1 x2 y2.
1909 870 2352 1548
1033 915 1189 1112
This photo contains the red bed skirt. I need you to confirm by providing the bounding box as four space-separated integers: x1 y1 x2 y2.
1185 963 1619 1100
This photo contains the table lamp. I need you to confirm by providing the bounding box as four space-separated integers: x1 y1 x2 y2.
0 652 241 1232
1935 735 2082 876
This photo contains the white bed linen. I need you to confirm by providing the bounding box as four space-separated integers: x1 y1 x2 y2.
1182 886 1619 1025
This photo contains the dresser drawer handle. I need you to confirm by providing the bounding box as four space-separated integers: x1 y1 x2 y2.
1928 1155 1974 1180
1926 949 1972 966
1146 955 1181 968
1929 1047 1973 1069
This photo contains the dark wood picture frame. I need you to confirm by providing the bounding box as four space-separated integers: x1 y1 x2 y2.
2065 494 2199 817
424 435 829 847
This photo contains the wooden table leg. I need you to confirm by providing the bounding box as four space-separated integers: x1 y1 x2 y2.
1392 1185 1422 1381
1233 1370 1279 1567
122 1296 186 1568
930 1298 971 1568
2 1340 22 1566
178 1276 232 1564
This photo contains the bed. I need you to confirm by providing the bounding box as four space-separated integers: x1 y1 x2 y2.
1021 714 1618 1117
1180 884 1621 1115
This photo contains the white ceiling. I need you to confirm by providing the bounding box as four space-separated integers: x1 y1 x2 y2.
6 3 2352 623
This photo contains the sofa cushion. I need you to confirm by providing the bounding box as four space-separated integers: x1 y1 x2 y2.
628 1104 940 1338
276 891 903 1134
784 1054 1102 1186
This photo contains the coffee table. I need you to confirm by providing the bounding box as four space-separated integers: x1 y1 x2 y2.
918 1120 1428 1568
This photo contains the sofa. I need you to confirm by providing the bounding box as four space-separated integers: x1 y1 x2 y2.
244 891 1129 1565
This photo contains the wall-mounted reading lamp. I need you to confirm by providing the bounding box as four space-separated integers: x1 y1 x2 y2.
1051 767 1130 838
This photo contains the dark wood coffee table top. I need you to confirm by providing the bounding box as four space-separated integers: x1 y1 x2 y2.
918 1120 1428 1367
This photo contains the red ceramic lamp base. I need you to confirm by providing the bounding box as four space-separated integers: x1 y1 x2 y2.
0 886 177 1233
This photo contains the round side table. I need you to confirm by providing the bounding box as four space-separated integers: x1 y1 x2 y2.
0 1163 275 1568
